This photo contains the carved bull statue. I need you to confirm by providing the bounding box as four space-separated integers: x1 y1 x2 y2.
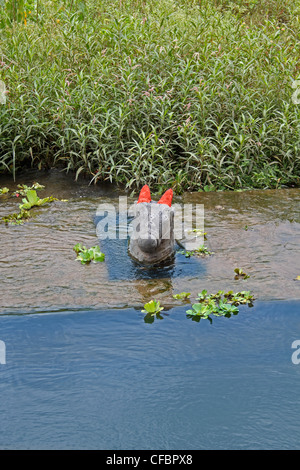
128 185 175 264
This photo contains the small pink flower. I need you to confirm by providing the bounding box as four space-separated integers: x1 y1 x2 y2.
16 193 19 197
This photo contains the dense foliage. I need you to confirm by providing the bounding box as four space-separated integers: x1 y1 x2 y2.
0 0 300 192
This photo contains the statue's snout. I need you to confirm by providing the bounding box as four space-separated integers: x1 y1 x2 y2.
138 235 161 253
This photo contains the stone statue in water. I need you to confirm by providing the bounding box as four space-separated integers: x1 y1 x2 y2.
128 185 175 264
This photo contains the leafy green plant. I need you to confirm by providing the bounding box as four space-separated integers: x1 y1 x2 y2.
19 189 57 210
196 289 209 301
187 289 255 322
0 187 9 195
234 268 250 280
0 0 300 191
173 292 191 300
2 183 65 224
223 290 255 306
179 245 213 257
2 208 30 225
73 243 105 264
13 183 45 197
141 299 164 316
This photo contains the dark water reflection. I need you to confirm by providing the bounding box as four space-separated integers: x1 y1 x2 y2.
0 170 299 314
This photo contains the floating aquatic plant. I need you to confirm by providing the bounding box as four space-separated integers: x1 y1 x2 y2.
172 292 191 300
224 290 255 306
141 299 164 315
2 183 67 225
0 187 9 195
234 268 250 280
179 245 213 258
73 243 105 264
141 300 165 323
2 209 30 225
13 183 45 197
19 190 57 210
187 289 255 322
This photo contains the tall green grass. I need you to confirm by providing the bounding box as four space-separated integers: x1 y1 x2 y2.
0 0 300 192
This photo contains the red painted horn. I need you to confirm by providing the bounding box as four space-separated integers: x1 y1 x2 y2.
137 185 151 203
157 188 173 207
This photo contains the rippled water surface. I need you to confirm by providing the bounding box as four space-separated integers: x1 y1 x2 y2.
0 170 299 313
1 301 300 450
0 170 300 450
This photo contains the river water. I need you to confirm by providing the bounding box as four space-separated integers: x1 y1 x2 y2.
0 170 299 449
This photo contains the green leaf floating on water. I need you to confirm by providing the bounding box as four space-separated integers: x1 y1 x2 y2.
179 245 213 257
0 187 9 195
2 184 66 225
19 190 57 210
2 209 30 225
234 268 250 280
73 244 105 264
141 300 164 315
173 292 191 300
186 290 255 321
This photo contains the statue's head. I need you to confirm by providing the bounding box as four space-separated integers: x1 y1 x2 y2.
129 185 175 264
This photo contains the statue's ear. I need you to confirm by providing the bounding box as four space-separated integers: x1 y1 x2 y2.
137 185 151 203
157 188 173 207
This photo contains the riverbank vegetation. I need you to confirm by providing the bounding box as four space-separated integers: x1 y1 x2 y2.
0 0 300 193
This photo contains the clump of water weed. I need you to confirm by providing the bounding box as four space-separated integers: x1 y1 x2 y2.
73 243 105 264
1 183 64 225
186 289 255 323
